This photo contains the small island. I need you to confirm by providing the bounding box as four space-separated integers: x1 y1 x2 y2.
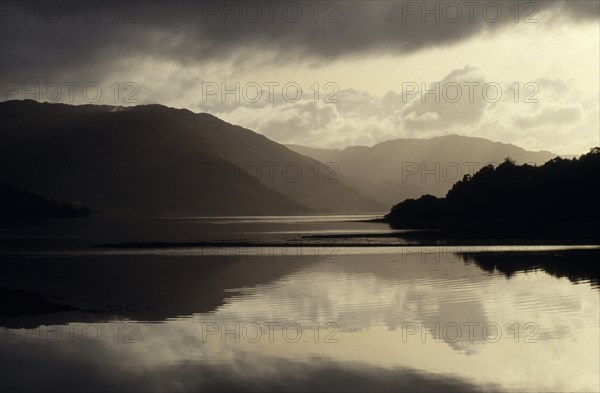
0 182 89 219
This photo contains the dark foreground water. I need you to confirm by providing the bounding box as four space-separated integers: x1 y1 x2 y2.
0 217 598 392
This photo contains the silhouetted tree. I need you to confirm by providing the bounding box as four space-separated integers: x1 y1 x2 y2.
386 148 600 232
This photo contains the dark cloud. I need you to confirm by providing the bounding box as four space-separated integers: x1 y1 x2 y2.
556 0 600 19
0 0 596 82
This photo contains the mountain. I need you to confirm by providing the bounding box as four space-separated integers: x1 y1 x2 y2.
287 136 557 207
0 100 384 216
385 149 600 232
0 182 89 219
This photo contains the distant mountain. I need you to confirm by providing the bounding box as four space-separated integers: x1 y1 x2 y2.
0 182 89 219
288 136 557 207
385 149 600 232
0 100 384 216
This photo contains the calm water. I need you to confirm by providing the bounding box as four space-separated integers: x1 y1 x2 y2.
0 216 599 392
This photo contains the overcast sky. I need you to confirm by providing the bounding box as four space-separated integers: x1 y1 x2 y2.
1 0 598 154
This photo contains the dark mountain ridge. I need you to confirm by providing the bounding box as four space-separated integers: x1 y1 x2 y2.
288 136 558 206
0 100 384 216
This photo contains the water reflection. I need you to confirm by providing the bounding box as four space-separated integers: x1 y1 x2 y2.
1 249 598 392
462 250 600 287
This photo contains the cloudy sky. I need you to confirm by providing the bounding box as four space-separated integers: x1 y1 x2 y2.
1 0 598 154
